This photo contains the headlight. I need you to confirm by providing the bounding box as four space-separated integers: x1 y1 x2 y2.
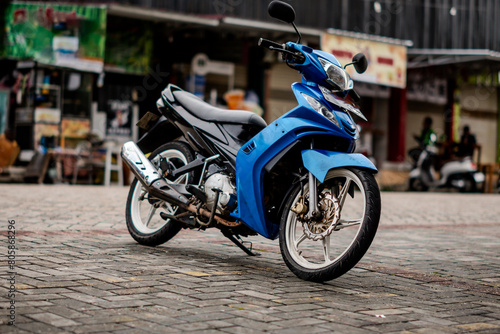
319 85 367 121
318 58 353 91
301 93 340 128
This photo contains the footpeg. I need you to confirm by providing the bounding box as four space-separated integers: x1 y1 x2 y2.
186 184 207 202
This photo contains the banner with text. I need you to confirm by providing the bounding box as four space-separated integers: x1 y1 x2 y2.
321 33 407 88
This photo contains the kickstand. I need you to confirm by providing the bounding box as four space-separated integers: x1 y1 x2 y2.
221 231 260 256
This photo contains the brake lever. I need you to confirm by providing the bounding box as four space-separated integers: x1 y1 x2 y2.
269 46 305 63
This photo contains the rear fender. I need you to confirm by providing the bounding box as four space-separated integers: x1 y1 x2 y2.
301 149 377 183
136 116 183 154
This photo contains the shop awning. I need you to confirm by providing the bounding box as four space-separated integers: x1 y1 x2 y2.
220 17 323 39
107 4 219 26
408 49 500 69
326 28 413 48
107 5 416 47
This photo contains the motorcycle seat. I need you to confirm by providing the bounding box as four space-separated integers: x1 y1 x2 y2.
172 90 267 128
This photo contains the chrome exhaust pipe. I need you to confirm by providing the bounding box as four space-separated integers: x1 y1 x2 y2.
121 141 240 228
121 141 190 207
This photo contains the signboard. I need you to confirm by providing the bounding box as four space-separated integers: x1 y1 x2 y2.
4 3 107 73
61 118 90 138
321 33 407 88
407 74 447 105
106 100 132 137
34 108 61 123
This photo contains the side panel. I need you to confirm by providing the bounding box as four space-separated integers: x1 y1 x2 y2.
232 106 351 240
301 149 377 183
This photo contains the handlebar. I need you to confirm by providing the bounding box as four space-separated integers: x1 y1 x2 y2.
258 38 284 50
258 38 305 64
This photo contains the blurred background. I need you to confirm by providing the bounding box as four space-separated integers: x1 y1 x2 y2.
0 0 498 191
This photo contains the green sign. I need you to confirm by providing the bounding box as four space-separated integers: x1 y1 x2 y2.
4 3 107 72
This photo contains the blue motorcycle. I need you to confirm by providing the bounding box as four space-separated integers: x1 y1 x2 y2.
121 1 381 282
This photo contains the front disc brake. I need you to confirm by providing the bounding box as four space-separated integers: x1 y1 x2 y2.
302 192 340 241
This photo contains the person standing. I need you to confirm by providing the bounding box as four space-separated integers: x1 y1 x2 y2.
458 125 477 158
415 117 436 146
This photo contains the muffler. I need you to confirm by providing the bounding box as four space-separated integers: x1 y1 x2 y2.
121 141 240 227
121 141 190 207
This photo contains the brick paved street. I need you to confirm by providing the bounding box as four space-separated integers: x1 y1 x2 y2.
1 184 500 333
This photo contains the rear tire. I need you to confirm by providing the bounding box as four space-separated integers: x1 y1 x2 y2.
409 178 428 192
125 142 195 246
279 168 381 282
458 174 477 193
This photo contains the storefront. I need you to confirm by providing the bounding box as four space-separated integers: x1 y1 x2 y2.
3 3 106 151
407 49 500 165
1 3 154 153
5 2 452 190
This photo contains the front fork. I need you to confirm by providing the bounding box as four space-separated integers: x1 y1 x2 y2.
308 170 320 219
291 141 321 221
307 140 321 221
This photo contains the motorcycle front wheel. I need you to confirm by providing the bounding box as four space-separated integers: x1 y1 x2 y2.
126 141 195 246
279 168 381 282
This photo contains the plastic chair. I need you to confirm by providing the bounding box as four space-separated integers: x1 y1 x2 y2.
72 141 103 185
103 141 123 187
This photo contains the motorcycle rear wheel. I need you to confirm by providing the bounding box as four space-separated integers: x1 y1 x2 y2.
126 142 195 246
409 177 429 192
279 168 381 282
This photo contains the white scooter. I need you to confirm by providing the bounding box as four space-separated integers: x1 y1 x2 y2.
408 138 485 192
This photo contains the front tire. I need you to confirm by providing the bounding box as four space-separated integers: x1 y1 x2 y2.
279 168 381 282
126 142 195 246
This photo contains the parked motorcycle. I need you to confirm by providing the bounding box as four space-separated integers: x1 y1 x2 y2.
121 1 381 282
408 138 485 192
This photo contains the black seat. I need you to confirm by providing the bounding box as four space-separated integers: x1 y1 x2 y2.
172 90 267 128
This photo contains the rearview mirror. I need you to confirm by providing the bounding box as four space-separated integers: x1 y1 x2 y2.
268 1 296 24
352 53 368 74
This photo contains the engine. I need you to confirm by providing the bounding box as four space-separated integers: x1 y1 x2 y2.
204 172 237 215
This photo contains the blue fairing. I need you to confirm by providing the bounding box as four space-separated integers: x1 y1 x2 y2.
232 83 361 239
302 150 377 183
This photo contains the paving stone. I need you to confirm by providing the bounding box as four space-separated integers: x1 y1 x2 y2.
2 185 500 333
66 323 133 333
13 321 68 333
456 322 500 331
27 312 80 326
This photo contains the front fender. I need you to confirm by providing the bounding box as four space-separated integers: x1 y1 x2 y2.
301 149 377 183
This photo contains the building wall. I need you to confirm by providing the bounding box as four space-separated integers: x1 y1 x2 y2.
406 83 498 164
459 114 497 164
372 98 389 165
460 84 498 164
265 62 301 123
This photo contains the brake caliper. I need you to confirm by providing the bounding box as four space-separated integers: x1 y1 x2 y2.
291 195 308 220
